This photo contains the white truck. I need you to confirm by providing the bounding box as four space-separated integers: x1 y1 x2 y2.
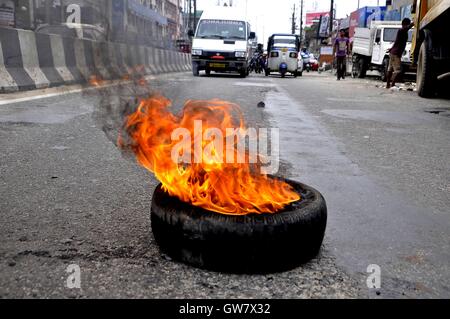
351 21 413 81
189 7 255 78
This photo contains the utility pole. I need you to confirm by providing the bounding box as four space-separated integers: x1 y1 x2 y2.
188 0 191 30
193 0 197 32
299 0 304 45
291 4 296 35
329 0 334 35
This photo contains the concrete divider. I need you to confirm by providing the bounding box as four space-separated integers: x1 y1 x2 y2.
61 36 85 83
93 41 112 80
35 33 64 87
0 27 191 93
49 34 76 85
0 41 18 92
0 28 36 92
17 30 50 89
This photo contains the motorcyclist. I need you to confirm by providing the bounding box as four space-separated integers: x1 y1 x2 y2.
301 48 311 72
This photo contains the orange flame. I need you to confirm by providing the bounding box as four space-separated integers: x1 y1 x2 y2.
121 95 300 215
89 75 104 87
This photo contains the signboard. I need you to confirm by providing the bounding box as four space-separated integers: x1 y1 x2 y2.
0 0 14 27
318 15 330 38
320 46 333 55
306 11 329 27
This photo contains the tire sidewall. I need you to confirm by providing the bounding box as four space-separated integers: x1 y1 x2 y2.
417 39 435 98
150 180 328 273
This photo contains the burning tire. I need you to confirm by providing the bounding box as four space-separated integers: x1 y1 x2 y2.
151 178 327 274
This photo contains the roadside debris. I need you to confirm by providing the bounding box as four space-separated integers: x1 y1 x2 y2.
376 82 417 92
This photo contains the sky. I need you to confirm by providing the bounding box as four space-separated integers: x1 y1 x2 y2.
196 0 387 44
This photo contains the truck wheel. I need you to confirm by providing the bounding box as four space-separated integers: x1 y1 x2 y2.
417 39 435 98
381 57 389 82
192 63 199 77
240 69 247 78
351 56 359 78
357 58 367 78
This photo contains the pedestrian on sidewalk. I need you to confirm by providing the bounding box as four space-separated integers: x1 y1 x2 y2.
386 18 415 89
334 30 350 81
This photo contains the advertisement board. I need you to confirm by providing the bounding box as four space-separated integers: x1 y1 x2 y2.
306 11 329 27
318 15 330 38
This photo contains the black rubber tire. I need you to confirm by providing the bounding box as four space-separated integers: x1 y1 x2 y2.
357 58 367 78
192 63 199 77
381 57 389 82
151 178 327 274
240 69 247 78
417 38 435 98
205 68 211 76
351 56 359 78
352 55 367 78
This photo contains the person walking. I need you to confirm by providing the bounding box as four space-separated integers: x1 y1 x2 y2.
386 18 415 89
334 30 350 81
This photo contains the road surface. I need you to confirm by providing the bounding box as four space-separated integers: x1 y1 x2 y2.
1 71 449 298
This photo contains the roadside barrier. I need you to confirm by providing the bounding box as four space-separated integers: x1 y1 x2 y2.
0 27 192 93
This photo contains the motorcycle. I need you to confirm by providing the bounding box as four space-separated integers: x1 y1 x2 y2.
304 62 311 72
249 53 264 74
301 51 311 72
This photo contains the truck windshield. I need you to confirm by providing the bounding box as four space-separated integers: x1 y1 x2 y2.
196 19 246 40
383 28 413 42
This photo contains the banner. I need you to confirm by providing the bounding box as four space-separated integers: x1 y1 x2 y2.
306 11 329 27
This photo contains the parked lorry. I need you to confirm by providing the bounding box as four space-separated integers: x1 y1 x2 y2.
351 21 413 80
411 0 450 97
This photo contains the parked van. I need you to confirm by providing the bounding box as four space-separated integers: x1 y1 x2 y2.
352 21 413 81
190 7 255 77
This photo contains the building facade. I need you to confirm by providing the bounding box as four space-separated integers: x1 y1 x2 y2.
385 0 414 20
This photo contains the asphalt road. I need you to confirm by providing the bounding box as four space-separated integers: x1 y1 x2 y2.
0 71 449 299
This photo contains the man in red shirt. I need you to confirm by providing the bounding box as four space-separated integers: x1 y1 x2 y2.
386 18 415 89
